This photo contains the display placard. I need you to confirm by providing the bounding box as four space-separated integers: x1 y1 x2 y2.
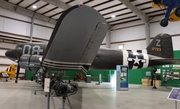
44 78 50 92
167 88 180 101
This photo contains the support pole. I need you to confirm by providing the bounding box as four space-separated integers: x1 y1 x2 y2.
62 96 65 108
51 95 56 109
145 22 150 47
67 96 72 109
106 31 111 48
175 100 177 109
47 92 50 109
30 17 34 42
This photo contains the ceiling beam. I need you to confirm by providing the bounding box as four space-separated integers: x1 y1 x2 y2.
16 0 24 5
42 7 58 15
41 0 71 10
92 0 113 8
0 0 56 24
34 3 49 12
25 0 40 9
118 0 149 22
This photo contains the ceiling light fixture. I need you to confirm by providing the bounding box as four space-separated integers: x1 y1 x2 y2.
111 14 116 18
32 5 37 9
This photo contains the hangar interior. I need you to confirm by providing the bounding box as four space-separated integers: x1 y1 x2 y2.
0 0 180 109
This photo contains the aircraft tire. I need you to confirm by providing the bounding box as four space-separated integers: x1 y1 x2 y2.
175 7 180 17
160 19 168 27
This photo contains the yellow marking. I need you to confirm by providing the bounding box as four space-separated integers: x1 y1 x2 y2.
152 3 166 9
168 10 180 22
152 47 161 51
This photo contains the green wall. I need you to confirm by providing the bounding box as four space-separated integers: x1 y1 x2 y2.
128 68 151 84
174 50 180 59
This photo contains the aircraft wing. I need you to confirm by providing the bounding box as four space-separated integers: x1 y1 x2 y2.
168 10 180 22
42 5 108 73
152 3 166 8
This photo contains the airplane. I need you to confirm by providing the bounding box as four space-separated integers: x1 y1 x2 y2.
0 63 16 81
152 3 180 22
5 33 180 83
4 5 180 83
152 0 180 27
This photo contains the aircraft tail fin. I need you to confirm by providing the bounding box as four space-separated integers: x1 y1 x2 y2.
146 33 174 58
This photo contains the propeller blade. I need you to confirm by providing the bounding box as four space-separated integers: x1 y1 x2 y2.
15 63 20 83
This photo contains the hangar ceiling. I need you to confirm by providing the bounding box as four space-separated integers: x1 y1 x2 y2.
2 0 163 26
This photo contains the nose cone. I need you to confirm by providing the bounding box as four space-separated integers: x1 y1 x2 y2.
5 50 18 61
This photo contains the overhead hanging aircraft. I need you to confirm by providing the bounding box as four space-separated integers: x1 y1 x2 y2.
152 0 180 27
4 5 180 83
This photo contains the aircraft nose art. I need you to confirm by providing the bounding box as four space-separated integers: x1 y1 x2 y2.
42 5 108 73
5 50 18 61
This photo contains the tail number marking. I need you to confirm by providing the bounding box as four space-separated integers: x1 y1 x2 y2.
152 47 161 51
156 39 161 47
23 45 43 55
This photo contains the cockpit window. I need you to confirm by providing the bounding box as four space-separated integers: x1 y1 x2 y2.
15 46 22 50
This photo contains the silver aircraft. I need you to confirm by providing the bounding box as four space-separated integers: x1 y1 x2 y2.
5 5 180 83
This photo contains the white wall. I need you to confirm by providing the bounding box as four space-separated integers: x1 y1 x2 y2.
0 7 54 40
109 15 180 51
33 19 54 39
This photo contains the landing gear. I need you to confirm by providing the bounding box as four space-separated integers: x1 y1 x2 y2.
175 7 180 17
15 80 18 83
152 67 157 89
160 19 168 27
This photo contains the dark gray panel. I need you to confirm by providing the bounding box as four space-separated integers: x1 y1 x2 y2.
42 5 108 73
146 33 173 58
90 48 123 70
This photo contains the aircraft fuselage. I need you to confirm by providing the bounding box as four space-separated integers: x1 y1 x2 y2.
6 43 153 71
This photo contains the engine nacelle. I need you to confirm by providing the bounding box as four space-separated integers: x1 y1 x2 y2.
19 55 42 72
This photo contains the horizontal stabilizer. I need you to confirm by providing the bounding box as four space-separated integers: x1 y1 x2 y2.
149 57 180 66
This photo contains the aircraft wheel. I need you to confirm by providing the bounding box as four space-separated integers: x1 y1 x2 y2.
175 7 180 17
160 19 168 27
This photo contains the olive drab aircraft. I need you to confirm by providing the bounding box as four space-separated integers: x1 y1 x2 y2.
5 5 180 83
152 0 180 27
0 63 16 81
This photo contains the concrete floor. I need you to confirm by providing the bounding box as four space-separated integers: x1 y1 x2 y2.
0 80 178 109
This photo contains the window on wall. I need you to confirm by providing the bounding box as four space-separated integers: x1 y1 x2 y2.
118 44 124 49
